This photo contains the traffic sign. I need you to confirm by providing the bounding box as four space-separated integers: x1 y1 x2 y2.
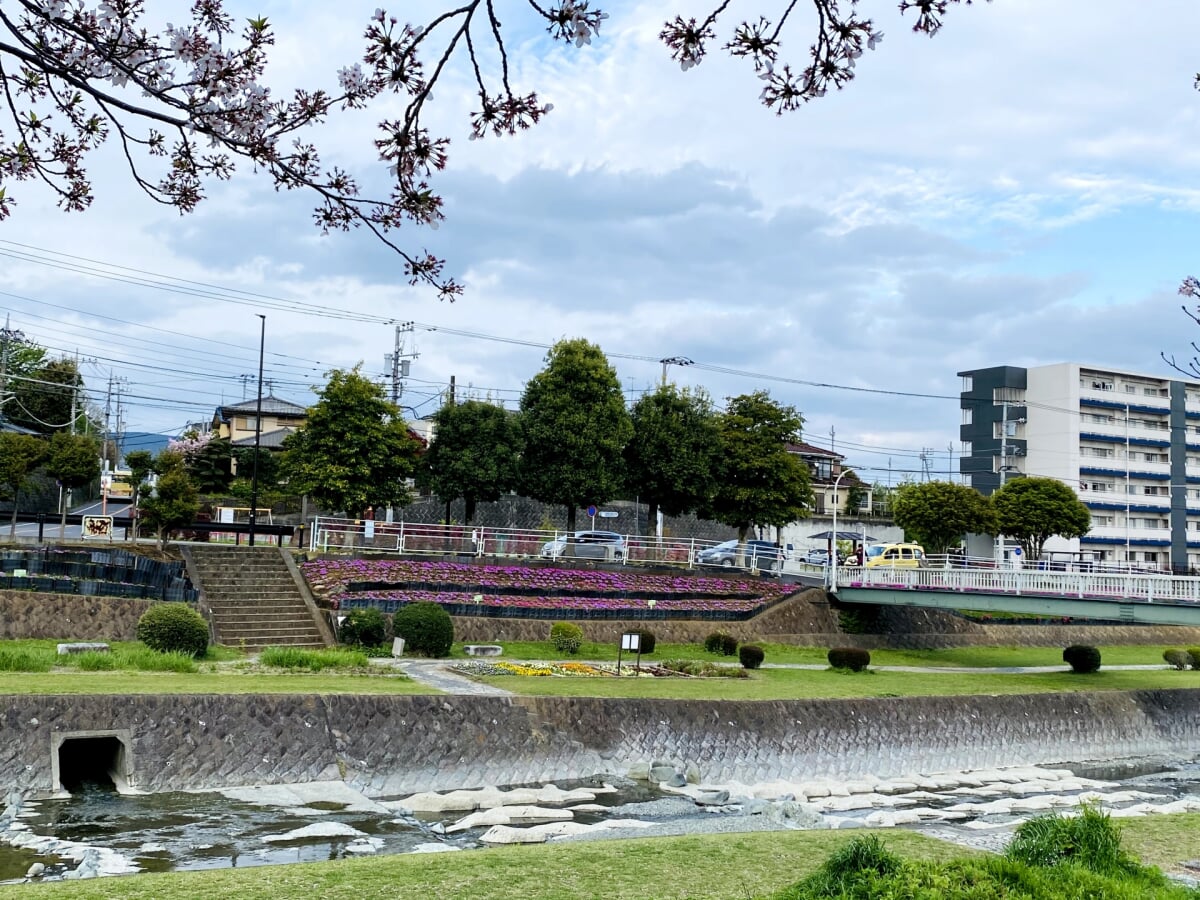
598 511 618 518
586 505 597 518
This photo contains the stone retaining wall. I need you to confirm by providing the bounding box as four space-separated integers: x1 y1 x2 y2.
5 689 1199 798
0 593 152 640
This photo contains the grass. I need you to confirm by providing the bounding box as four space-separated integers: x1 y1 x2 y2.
258 646 371 671
0 829 969 900
462 641 1174 668
479 666 1200 700
1118 813 1200 873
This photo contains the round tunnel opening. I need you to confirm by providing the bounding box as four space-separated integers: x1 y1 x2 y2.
57 736 125 793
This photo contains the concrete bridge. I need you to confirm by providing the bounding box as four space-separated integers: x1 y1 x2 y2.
830 566 1200 626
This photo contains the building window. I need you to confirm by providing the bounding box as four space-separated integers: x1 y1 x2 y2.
961 407 973 426
961 375 973 393
1084 377 1114 391
1091 515 1113 527
240 416 260 431
961 441 972 455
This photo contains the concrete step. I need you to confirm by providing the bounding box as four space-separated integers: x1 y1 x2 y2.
216 627 324 642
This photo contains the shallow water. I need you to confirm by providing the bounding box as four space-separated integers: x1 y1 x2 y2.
6 761 1199 881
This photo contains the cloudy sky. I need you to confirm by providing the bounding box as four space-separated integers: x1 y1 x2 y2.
2 0 1199 484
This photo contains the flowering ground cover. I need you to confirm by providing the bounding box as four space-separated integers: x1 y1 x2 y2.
301 558 794 619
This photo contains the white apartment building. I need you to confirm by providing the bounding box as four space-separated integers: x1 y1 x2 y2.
958 363 1200 573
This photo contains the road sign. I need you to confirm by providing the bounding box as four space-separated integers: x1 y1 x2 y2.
585 505 597 518
598 511 618 518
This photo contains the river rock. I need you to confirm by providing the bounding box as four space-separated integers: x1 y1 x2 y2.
24 863 44 878
262 822 366 843
649 766 678 784
695 791 730 806
447 806 574 833
410 843 460 853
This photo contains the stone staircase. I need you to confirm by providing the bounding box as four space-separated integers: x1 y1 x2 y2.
185 546 331 650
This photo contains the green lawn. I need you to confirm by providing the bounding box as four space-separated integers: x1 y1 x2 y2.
0 671 429 695
463 641 1176 668
479 666 1200 700
1119 812 1200 873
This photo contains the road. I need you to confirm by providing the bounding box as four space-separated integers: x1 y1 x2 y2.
5 500 131 542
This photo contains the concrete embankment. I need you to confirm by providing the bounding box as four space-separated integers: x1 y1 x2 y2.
4 689 1198 798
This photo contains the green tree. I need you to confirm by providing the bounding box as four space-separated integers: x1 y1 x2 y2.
519 339 632 532
7 357 84 434
891 480 995 554
422 399 523 524
624 384 719 530
282 366 422 515
44 432 99 537
0 432 47 535
186 435 234 494
992 477 1092 561
123 449 155 540
707 392 812 544
139 451 199 550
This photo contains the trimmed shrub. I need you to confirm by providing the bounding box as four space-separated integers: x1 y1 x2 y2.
550 621 584 655
1063 644 1102 674
703 631 738 656
393 602 454 657
827 647 871 672
635 629 656 654
739 643 765 669
339 607 388 648
1164 648 1191 671
1187 647 1200 670
136 602 209 658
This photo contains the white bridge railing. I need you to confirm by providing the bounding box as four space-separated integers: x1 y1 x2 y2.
837 565 1200 605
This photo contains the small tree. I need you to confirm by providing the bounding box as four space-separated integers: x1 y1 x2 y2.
139 452 199 550
993 477 1091 561
282 366 422 516
892 481 995 554
422 399 522 524
519 339 632 532
707 391 812 544
624 385 720 530
0 432 47 536
123 450 155 539
44 432 99 537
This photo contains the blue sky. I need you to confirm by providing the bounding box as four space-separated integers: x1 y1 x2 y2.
2 0 1200 485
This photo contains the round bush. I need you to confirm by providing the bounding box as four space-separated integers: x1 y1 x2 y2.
1063 644 1102 674
739 643 765 669
339 607 388 648
1163 648 1191 671
1187 647 1200 670
703 631 738 656
550 621 584 655
827 646 871 672
393 602 454 657
635 629 656 654
136 603 209 658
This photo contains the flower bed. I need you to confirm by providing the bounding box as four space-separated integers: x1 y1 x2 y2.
302 557 795 620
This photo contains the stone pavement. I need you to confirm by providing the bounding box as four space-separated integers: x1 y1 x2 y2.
369 657 513 695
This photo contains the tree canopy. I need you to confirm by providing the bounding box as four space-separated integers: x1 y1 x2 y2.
624 384 719 528
139 450 199 549
891 480 994 554
520 338 632 532
282 366 422 515
422 399 523 524
707 391 811 542
992 476 1091 561
0 431 47 534
0 1 984 299
44 431 99 533
5 357 84 434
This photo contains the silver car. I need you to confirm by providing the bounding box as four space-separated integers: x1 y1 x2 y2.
540 530 627 560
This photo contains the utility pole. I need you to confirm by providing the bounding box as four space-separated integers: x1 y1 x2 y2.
101 373 113 515
384 322 416 404
0 314 24 417
449 375 456 406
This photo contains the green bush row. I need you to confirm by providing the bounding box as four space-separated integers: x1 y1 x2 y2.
1163 647 1200 670
828 647 871 672
338 603 455 657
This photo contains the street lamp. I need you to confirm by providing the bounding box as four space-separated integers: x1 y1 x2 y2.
659 356 694 386
829 468 851 590
248 314 265 547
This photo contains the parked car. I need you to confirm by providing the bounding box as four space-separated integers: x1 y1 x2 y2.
540 530 627 560
803 548 846 567
864 542 926 568
696 540 784 573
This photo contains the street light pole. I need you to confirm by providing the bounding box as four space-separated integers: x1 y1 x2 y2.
830 468 850 590
248 314 265 547
659 356 694 387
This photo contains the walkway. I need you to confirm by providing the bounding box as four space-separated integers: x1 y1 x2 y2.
369 657 513 695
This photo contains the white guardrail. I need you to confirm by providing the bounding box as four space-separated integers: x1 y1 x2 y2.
307 516 815 574
837 565 1200 605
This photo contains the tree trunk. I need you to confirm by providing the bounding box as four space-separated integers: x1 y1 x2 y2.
465 497 476 525
566 505 576 533
8 497 18 538
647 501 660 538
59 494 68 539
736 523 749 567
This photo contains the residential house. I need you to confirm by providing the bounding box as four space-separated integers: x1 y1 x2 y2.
211 396 309 452
786 441 872 515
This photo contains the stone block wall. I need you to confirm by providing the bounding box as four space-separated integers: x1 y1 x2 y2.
0 593 153 640
4 689 1199 799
